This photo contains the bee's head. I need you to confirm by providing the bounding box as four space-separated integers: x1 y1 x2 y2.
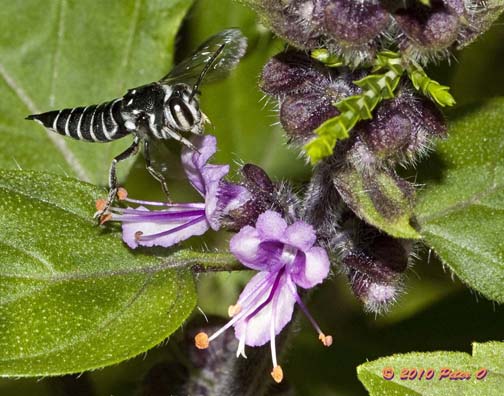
164 84 203 134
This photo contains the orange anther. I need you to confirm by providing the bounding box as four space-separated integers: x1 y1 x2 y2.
117 187 128 200
95 199 107 211
319 333 333 347
194 332 209 349
271 365 283 383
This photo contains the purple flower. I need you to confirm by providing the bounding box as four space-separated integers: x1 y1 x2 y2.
107 135 250 248
195 210 332 383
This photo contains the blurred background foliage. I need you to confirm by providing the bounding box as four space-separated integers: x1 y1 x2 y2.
0 0 503 395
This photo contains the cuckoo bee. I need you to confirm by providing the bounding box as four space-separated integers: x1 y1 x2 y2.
27 29 247 217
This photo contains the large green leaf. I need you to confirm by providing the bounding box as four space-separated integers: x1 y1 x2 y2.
358 341 504 395
0 0 193 185
0 170 235 376
416 98 504 303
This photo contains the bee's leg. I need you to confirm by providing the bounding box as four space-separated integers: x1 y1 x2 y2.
144 139 171 201
95 136 141 220
162 128 200 153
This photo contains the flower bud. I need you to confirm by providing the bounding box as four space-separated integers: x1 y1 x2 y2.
341 222 412 312
390 0 461 56
247 0 503 65
220 164 298 231
348 87 447 167
262 51 363 143
280 91 339 142
244 0 322 49
260 51 328 96
319 0 390 45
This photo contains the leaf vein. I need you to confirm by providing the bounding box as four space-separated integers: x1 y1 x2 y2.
0 239 56 275
0 63 91 182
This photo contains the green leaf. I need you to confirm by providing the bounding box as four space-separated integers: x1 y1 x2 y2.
357 341 504 396
416 98 504 303
334 165 421 239
0 170 239 376
0 0 193 185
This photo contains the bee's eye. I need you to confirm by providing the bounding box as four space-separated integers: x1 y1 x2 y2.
168 97 195 130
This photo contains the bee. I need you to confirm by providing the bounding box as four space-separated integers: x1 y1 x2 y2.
26 29 247 217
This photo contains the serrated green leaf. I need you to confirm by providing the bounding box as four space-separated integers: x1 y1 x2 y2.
0 0 193 185
416 98 504 303
357 341 504 396
0 170 237 376
334 166 421 239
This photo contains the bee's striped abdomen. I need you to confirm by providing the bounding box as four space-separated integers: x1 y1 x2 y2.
27 99 129 142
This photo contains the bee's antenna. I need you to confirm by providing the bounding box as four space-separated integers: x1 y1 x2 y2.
189 43 226 102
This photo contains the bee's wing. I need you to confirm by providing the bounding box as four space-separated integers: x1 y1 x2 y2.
160 29 247 86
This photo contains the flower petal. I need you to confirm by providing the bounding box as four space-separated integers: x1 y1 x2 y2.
229 226 267 270
201 164 231 229
181 135 218 195
256 241 286 273
234 276 296 347
283 221 316 251
206 181 251 231
255 210 287 240
121 207 209 248
291 246 330 289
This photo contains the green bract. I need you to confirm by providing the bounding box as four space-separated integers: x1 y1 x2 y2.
417 98 504 303
334 166 420 239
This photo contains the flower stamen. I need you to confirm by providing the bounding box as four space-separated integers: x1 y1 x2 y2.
207 276 275 343
319 333 333 347
288 281 332 347
270 287 280 375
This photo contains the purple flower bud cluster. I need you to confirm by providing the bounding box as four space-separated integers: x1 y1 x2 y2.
246 0 498 64
261 51 447 166
261 51 447 311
